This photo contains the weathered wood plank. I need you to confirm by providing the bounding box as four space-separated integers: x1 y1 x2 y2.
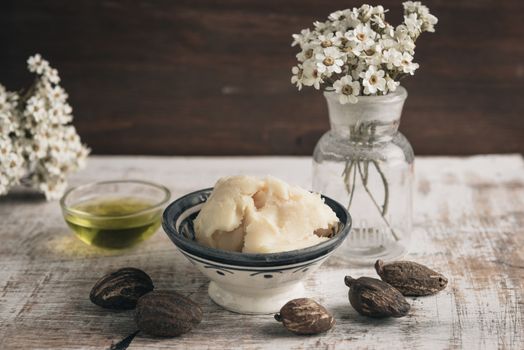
0 155 523 349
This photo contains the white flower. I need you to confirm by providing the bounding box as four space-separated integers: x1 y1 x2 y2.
27 54 42 71
291 65 304 90
27 54 50 75
403 0 438 32
386 75 399 92
63 103 73 115
399 52 419 74
372 5 386 15
332 31 347 47
333 76 360 104
329 10 346 23
46 68 60 84
346 23 376 52
379 36 398 50
0 144 24 194
48 105 71 124
403 1 421 13
313 20 331 32
290 2 436 95
38 180 67 200
301 61 322 89
395 25 416 53
47 86 68 104
328 9 359 29
316 33 336 48
292 29 313 47
361 65 386 94
421 13 438 32
364 44 383 66
316 47 344 74
295 45 316 62
328 10 348 28
382 24 396 39
404 13 422 37
395 24 410 40
350 60 367 81
358 4 374 22
1 54 90 200
0 140 12 159
382 48 403 69
370 6 387 29
371 14 386 29
342 37 362 56
292 62 322 90
25 96 44 117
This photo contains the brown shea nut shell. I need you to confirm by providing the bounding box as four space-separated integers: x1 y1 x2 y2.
275 298 335 335
375 259 448 296
344 276 410 318
135 290 203 337
90 267 154 310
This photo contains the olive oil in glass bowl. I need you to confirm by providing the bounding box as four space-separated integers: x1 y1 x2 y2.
60 180 171 249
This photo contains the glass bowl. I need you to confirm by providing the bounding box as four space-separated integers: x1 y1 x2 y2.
60 180 170 249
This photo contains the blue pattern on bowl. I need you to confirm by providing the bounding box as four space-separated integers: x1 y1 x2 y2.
161 187 351 314
162 188 351 270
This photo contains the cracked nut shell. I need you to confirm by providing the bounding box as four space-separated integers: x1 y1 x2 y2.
344 276 410 318
90 267 154 310
135 290 203 337
274 298 335 335
375 259 448 296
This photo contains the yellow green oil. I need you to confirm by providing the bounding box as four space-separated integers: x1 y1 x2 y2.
65 196 161 249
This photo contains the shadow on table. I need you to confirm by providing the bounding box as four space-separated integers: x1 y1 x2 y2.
0 187 47 203
259 321 306 338
330 302 406 325
45 233 134 258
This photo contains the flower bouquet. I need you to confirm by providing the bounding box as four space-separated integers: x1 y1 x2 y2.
0 55 89 200
292 2 438 262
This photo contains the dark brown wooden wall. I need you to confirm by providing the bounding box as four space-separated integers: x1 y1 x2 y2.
1 0 523 155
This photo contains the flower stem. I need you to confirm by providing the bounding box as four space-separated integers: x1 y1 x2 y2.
372 160 389 216
347 162 357 210
363 160 369 186
342 160 358 210
356 162 399 241
342 120 399 242
341 160 353 191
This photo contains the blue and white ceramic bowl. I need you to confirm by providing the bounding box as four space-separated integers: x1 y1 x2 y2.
162 188 351 314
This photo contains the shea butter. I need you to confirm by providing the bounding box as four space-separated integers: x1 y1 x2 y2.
194 176 338 253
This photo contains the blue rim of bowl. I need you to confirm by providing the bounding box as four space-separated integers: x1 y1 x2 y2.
162 188 352 267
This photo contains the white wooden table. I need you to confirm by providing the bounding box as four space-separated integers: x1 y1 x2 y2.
0 155 523 350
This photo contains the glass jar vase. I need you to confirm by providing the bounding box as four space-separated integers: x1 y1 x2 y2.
312 86 413 266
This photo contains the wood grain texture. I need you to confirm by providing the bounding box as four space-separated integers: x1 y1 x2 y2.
1 1 523 156
0 155 523 349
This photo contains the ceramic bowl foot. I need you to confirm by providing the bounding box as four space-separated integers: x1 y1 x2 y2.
208 281 306 314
